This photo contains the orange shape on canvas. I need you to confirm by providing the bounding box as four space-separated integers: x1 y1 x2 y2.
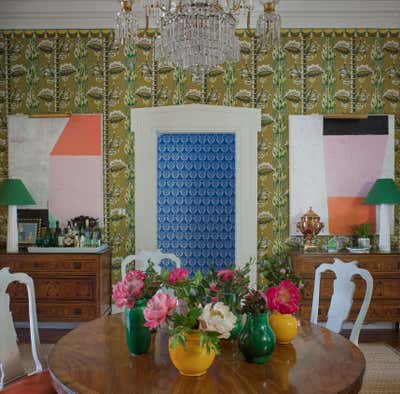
327 196 376 235
51 114 101 156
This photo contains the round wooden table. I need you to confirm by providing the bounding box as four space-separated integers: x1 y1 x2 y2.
48 314 365 394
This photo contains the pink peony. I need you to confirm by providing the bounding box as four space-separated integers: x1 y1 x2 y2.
124 270 146 283
209 282 219 293
126 277 144 299
112 270 146 309
125 270 145 304
211 296 219 303
168 268 189 285
112 282 129 308
217 269 235 282
144 293 177 328
280 268 287 274
266 280 300 314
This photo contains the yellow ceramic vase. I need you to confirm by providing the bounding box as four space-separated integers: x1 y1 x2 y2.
269 313 298 344
168 332 215 377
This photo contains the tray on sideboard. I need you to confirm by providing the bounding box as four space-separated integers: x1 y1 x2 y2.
27 244 108 254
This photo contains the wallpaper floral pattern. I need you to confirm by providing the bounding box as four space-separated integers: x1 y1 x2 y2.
0 29 399 284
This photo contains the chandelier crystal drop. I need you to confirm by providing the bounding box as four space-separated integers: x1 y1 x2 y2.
114 0 282 75
114 0 139 46
256 0 281 52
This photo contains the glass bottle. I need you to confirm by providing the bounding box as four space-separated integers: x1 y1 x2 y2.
92 220 101 247
96 221 102 246
49 226 58 247
84 219 91 247
55 221 63 247
42 227 51 247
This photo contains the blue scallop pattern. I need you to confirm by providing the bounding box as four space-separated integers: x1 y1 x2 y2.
157 133 236 275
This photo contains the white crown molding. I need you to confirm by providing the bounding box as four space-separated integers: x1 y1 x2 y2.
0 0 399 29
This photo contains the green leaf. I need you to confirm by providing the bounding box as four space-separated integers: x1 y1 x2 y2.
169 332 186 349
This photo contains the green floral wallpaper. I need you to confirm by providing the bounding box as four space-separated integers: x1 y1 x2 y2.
0 29 399 284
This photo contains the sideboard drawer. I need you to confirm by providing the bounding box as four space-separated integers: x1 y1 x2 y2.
302 278 400 300
299 300 400 323
7 277 96 301
10 302 98 322
293 254 400 276
2 255 98 274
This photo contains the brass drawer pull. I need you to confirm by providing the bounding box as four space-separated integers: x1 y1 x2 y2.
73 262 82 269
74 308 82 315
33 262 46 268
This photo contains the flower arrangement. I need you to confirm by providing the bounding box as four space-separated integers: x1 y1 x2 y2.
241 289 270 315
238 289 276 363
144 269 237 354
266 280 300 314
258 254 304 290
206 262 251 314
112 261 161 308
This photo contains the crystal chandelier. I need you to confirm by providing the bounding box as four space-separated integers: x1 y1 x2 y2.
114 0 281 75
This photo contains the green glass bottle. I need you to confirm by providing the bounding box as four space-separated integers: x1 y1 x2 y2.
42 227 51 247
239 312 276 363
125 299 151 356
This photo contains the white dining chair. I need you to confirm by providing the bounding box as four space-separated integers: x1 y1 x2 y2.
0 267 54 392
121 249 181 278
310 258 373 346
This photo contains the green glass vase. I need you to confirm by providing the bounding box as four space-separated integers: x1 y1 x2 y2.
125 298 151 356
238 312 276 363
230 314 243 339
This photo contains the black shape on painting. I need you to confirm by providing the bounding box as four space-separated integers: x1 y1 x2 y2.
323 115 388 135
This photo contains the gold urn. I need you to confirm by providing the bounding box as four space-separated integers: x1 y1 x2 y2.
296 207 324 251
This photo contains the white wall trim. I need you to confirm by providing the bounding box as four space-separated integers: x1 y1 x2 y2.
132 104 260 287
0 1 399 29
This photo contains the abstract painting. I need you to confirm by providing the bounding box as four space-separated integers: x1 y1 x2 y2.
289 115 394 235
8 114 103 226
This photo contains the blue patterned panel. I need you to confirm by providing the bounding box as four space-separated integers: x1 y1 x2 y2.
157 133 236 275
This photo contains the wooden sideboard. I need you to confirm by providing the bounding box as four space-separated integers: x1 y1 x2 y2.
0 249 112 322
290 252 400 323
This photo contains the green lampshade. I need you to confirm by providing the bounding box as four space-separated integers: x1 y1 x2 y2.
364 178 400 205
0 179 35 206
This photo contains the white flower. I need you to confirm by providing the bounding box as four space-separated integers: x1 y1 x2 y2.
199 302 237 339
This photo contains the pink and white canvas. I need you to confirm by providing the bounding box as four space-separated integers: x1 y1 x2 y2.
8 114 103 225
289 115 395 235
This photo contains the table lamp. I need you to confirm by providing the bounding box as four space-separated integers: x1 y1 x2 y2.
0 178 35 253
364 178 400 252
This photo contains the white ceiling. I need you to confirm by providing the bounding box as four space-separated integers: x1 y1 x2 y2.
0 0 399 30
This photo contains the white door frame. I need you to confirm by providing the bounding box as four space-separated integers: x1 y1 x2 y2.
132 104 260 287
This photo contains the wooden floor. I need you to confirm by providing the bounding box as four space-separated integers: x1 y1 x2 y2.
344 329 400 351
17 328 70 344
17 327 400 350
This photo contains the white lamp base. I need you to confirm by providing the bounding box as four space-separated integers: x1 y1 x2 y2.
378 204 391 252
7 205 19 253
